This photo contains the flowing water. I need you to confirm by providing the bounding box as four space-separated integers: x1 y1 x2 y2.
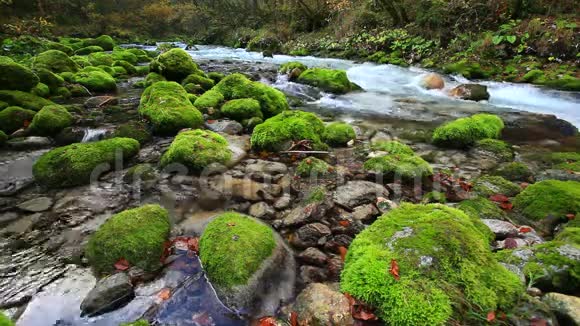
81 128 109 143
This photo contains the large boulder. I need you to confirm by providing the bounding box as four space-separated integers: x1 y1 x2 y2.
0 106 36 134
0 90 54 111
73 71 117 92
364 153 433 180
341 203 523 325
221 98 263 121
513 180 580 221
472 175 521 197
138 81 203 135
86 204 170 275
0 56 39 91
297 68 357 94
35 68 65 94
293 283 353 326
150 48 203 82
32 137 140 188
199 212 295 316
160 130 232 172
432 113 504 148
449 83 490 101
193 89 223 113
29 105 73 136
32 50 79 73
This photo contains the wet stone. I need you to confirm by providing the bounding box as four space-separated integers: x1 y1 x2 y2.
17 197 54 213
482 219 518 240
291 223 332 248
297 247 328 267
273 193 291 210
80 272 134 317
333 181 390 210
205 120 243 135
300 265 328 284
293 283 353 326
6 137 52 150
351 203 379 221
248 202 276 220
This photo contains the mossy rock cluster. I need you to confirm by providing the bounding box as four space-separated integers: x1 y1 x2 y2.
341 203 522 325
138 81 203 135
549 152 580 172
29 105 73 136
31 83 50 98
0 56 40 91
432 114 504 148
150 48 203 82
472 175 521 197
199 212 276 290
82 35 115 51
143 72 166 88
35 68 65 94
297 68 358 94
0 106 36 134
457 197 507 220
113 121 152 145
160 130 232 172
371 140 415 155
296 157 331 177
113 60 137 75
513 180 580 221
33 138 140 188
33 50 79 73
111 49 139 65
475 139 514 161
182 73 215 92
193 89 224 112
73 71 117 92
0 90 54 111
74 46 104 55
221 98 262 121
322 122 355 146
86 204 170 275
364 141 432 180
88 52 114 66
494 162 533 181
250 110 327 152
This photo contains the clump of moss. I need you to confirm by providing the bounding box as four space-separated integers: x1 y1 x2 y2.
46 41 74 55
305 186 327 204
280 61 307 74
422 191 447 204
83 35 115 51
207 72 225 83
513 180 580 221
0 311 14 326
0 56 40 91
28 105 73 136
182 73 215 91
250 110 327 152
35 68 65 94
88 52 114 66
550 152 580 172
111 50 139 65
120 320 149 326
143 72 166 88
113 121 151 145
0 90 54 111
364 154 433 180
472 175 521 197
323 122 355 146
135 65 149 76
0 130 7 146
494 162 533 181
70 55 90 68
297 68 356 94
199 212 276 289
138 81 203 135
194 89 224 112
33 50 79 73
221 98 262 121
160 130 232 172
341 203 523 325
33 137 140 188
150 48 204 82
73 71 117 92
114 60 137 75
475 139 514 161
124 163 157 183
296 156 331 177
457 197 507 220
31 83 50 98
432 114 505 148
371 140 415 155
86 204 170 275
74 45 104 55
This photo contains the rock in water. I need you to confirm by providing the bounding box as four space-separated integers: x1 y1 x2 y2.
449 84 490 101
80 273 134 317
421 73 445 90
293 283 353 326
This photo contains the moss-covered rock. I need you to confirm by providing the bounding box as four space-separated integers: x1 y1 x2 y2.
549 152 580 172
193 89 224 112
73 71 117 92
221 98 262 121
0 311 14 326
457 197 507 220
422 191 447 204
74 45 104 56
86 204 170 275
280 61 307 74
207 72 225 83
183 83 203 95
250 110 326 152
135 65 150 76
138 81 203 135
341 203 522 325
449 84 490 101
213 73 288 118
472 175 521 197
475 139 514 161
83 35 115 51
0 130 7 146
33 50 79 73
296 156 331 177
143 72 166 87
31 83 50 98
111 50 139 65
182 73 215 91
0 106 36 134
364 154 433 180
370 140 415 155
35 68 65 94
513 180 580 221
322 122 355 146
432 114 505 148
28 105 73 136
297 68 356 94
113 121 151 145
113 60 137 75
160 130 231 172
32 137 140 188
88 52 114 66
0 56 40 91
150 48 203 82
46 41 74 55
0 90 54 111
494 162 533 181
200 212 276 289
70 55 91 68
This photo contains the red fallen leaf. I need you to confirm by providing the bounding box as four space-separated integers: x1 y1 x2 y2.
258 316 277 326
489 194 509 203
566 214 576 220
207 120 216 124
389 259 400 281
290 311 298 326
519 226 533 233
499 202 513 211
188 237 199 252
487 311 496 322
344 292 378 321
338 220 350 227
520 182 529 189
114 258 130 271
338 246 348 262
158 288 171 301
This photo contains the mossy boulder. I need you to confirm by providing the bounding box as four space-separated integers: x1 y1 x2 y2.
0 130 7 146
46 41 74 55
138 81 203 135
322 122 355 146
472 175 521 197
88 52 114 67
160 130 232 172
32 138 140 188
279 61 307 80
550 152 580 172
457 197 507 220
0 90 54 111
111 50 139 65
0 106 36 134
150 48 203 82
432 114 504 148
297 68 356 94
513 180 580 221
194 89 224 112
31 83 50 98
113 60 137 75
341 203 523 325
370 140 415 155
83 35 115 51
143 72 166 87
207 72 225 83
73 71 117 93
0 56 40 91
296 157 332 177
449 84 490 101
364 154 433 180
475 139 514 161
494 162 533 181
70 55 91 68
33 50 79 73
221 98 262 121
183 83 203 95
35 68 65 95
113 121 151 145
86 204 170 275
182 73 215 91
250 110 326 152
213 73 288 118
74 46 104 56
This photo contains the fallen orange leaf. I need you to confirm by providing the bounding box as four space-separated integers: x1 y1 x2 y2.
338 246 348 262
487 311 496 323
258 316 277 326
158 288 171 301
188 237 199 252
338 220 350 227
290 311 298 326
114 258 130 271
389 259 400 281
519 226 532 233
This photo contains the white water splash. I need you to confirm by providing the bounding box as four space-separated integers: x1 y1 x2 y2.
81 129 108 143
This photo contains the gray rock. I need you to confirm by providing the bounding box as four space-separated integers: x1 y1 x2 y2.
333 181 389 210
205 120 243 135
297 247 328 267
291 223 332 248
17 197 54 213
543 292 580 325
208 176 282 202
248 202 275 220
299 265 328 284
352 203 379 221
482 219 518 239
84 96 118 108
293 283 354 326
244 159 288 175
273 194 291 210
537 169 580 182
281 201 329 227
224 135 250 167
6 137 52 150
80 273 134 317
450 84 490 101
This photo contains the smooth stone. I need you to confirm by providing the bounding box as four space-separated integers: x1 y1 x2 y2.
482 219 518 239
205 120 243 135
297 247 328 267
248 202 276 220
333 181 390 210
80 272 134 317
7 137 52 150
293 283 354 326
291 223 332 248
273 193 291 210
351 203 379 221
17 197 54 212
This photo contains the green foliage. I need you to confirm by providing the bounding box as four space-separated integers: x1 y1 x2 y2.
221 98 262 121
150 48 203 82
181 73 215 91
113 121 152 145
0 90 54 111
364 154 433 180
0 56 39 91
73 71 117 92
250 110 327 152
323 122 355 146
138 81 203 135
341 204 522 325
475 139 514 161
494 162 533 181
86 204 170 275
194 89 224 111
513 180 580 221
296 156 331 177
297 68 355 94
472 175 521 197
0 106 33 134
29 105 73 136
371 140 415 155
432 114 505 148
32 138 140 188
160 130 232 172
33 50 79 73
199 212 276 289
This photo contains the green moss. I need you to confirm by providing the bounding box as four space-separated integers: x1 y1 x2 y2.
88 52 114 66
114 60 137 75
113 121 151 145
432 114 505 148
29 105 72 136
120 320 149 326
35 68 65 94
555 225 580 244
111 50 139 65
182 73 215 91
443 60 488 79
150 48 203 82
124 163 157 183
522 69 544 83
0 311 14 326
139 81 203 135
250 110 327 152
32 138 140 188
112 66 127 77
0 90 54 111
297 68 355 94
86 204 170 275
364 154 433 180
513 180 580 221
371 140 415 155
183 83 203 95
33 50 79 73
73 71 117 92
296 156 331 177
69 84 91 97
135 65 150 76
305 186 327 204
194 89 224 112
341 204 522 325
422 191 447 204
83 35 115 51
0 56 40 91
280 61 307 74
213 73 288 118
544 75 580 91
70 55 91 68
144 72 166 87
31 83 50 98
160 130 232 172
475 139 514 161
0 106 36 134
0 130 7 146
74 46 104 55
199 212 276 289
472 175 521 197
323 122 355 146
457 197 507 220
207 72 225 83
494 162 533 181
550 152 580 172
221 98 262 121
46 41 74 55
